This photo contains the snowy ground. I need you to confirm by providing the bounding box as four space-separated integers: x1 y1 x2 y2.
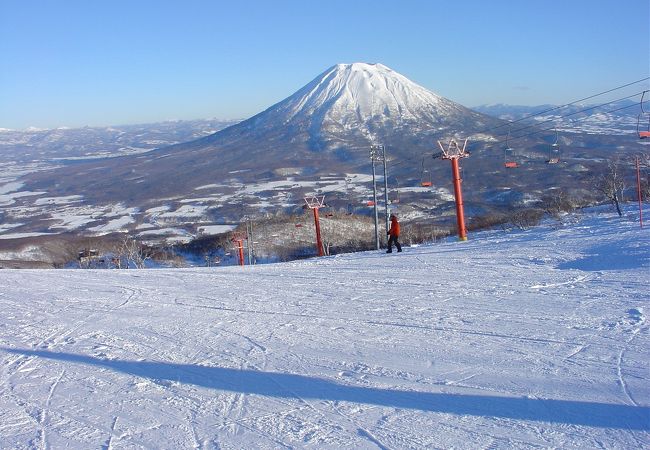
0 207 648 449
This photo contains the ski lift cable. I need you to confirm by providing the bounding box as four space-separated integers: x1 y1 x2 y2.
485 94 648 148
290 96 647 203
474 77 650 136
493 100 648 146
504 91 647 139
360 89 646 171
502 101 645 146
384 89 650 172
289 86 650 201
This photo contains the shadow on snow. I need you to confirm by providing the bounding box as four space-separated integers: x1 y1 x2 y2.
557 241 649 271
4 348 649 430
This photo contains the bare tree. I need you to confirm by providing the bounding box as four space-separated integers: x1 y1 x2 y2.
539 188 584 226
594 158 626 216
516 209 545 230
117 235 150 269
638 154 650 199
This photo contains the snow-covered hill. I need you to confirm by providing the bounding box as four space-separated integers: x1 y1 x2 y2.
221 62 488 147
1 206 648 448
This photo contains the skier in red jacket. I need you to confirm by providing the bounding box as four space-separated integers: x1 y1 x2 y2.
386 213 402 253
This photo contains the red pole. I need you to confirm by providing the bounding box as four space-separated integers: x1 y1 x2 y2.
313 207 324 256
636 157 644 229
237 240 245 266
451 158 468 241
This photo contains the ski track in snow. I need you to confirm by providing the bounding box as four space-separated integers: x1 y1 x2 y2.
0 207 648 448
103 415 118 450
616 307 646 408
529 274 593 290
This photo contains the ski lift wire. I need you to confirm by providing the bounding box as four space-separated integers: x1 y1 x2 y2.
494 97 649 146
638 90 650 139
474 77 650 136
286 84 650 202
387 90 649 172
504 91 647 139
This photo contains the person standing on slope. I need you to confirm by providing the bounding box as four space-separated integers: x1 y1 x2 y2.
386 213 402 253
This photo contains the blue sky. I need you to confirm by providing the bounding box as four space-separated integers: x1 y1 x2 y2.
1 0 648 129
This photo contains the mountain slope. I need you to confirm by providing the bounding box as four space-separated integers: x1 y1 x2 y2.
1 206 648 447
26 63 503 203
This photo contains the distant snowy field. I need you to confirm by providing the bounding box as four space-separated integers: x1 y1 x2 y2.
0 206 648 448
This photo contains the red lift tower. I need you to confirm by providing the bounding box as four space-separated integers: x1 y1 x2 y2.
230 232 247 266
437 138 470 241
635 156 644 229
304 195 326 256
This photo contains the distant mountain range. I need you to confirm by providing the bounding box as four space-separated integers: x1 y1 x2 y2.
1 63 646 244
472 100 640 135
0 118 239 163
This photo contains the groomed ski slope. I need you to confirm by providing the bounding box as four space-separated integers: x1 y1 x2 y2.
1 206 648 449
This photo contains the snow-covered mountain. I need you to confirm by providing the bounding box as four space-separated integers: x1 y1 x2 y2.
280 63 450 123
196 62 496 155
214 63 489 148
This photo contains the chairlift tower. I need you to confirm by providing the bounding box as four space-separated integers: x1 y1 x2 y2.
230 232 247 266
304 195 326 256
437 138 470 241
369 146 382 249
371 145 391 236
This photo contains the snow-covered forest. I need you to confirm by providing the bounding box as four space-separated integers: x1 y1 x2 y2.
0 206 648 448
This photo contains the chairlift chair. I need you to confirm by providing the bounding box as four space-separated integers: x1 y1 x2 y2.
420 159 432 187
638 115 650 139
548 145 561 164
547 128 561 164
504 155 518 168
638 90 650 139
504 128 518 168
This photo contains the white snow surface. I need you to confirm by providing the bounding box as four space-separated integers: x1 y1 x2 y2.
197 225 237 235
87 215 135 234
0 207 648 448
